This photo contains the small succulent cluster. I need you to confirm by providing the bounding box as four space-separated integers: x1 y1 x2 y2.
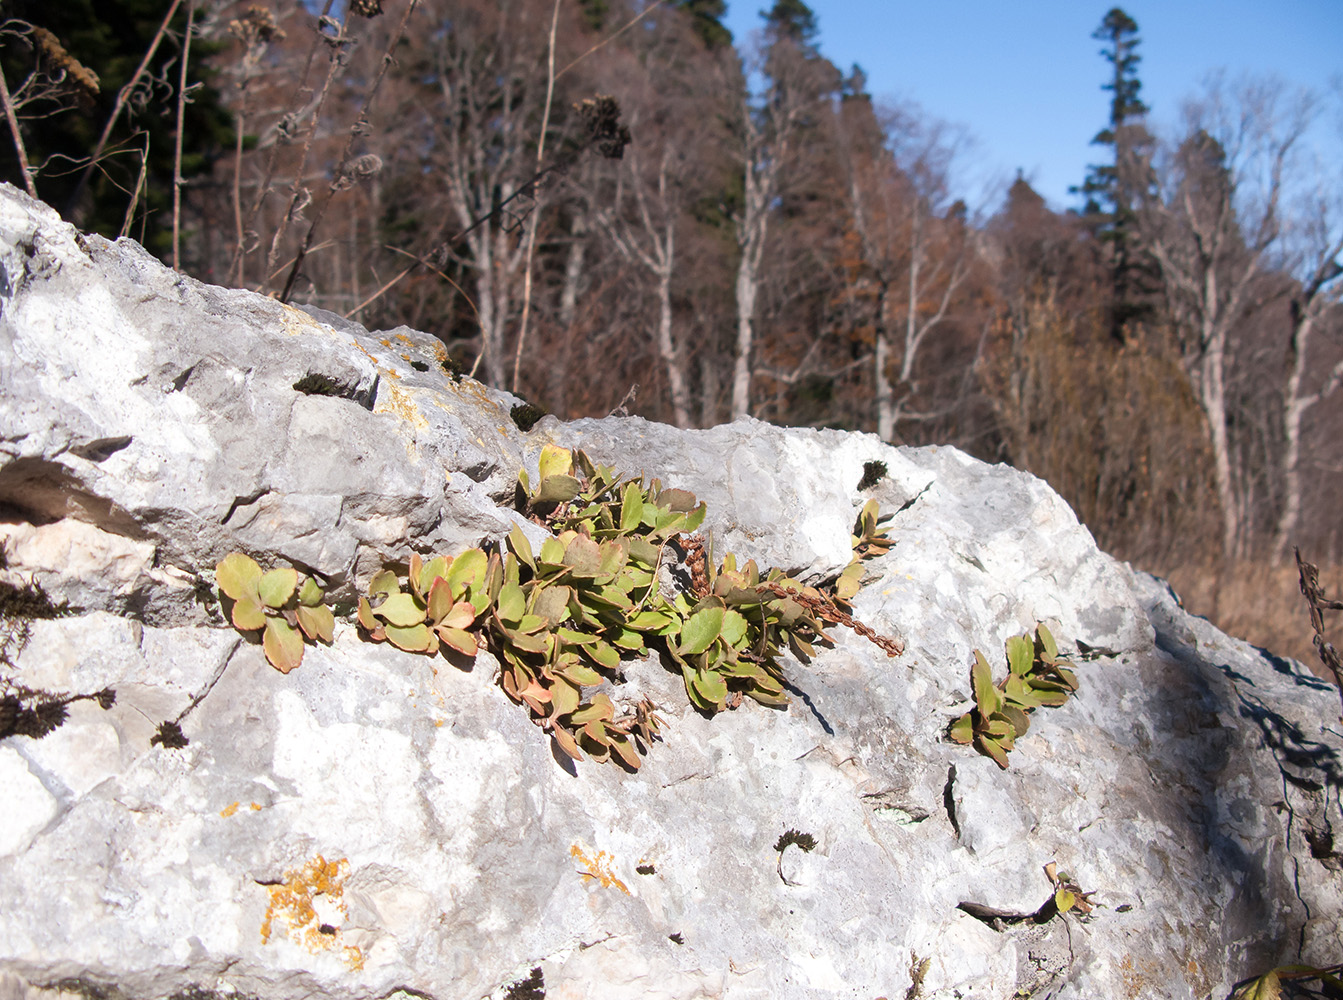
215 553 335 673
357 550 488 656
213 445 901 769
948 623 1079 768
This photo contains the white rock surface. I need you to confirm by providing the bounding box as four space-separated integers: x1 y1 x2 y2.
1 183 1341 1000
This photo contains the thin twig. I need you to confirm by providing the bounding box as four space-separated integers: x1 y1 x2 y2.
553 0 669 83
67 0 183 215
171 0 195 270
119 132 150 238
352 244 482 325
0 60 37 197
510 0 562 393
280 0 420 303
1295 547 1343 720
266 14 351 275
230 1 336 285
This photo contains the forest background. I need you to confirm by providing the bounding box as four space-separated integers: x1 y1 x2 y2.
0 0 1340 663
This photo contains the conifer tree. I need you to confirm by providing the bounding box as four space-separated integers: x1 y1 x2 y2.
1073 7 1153 333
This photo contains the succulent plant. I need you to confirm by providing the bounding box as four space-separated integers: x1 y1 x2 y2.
215 553 335 673
949 623 1080 769
356 549 489 656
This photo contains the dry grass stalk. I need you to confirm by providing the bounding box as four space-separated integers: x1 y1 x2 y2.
1295 548 1343 718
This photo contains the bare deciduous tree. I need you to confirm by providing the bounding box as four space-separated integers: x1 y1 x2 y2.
1138 73 1316 556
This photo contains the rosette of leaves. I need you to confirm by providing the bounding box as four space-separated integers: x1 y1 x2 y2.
665 551 836 713
215 553 335 673
486 521 675 768
356 550 489 655
833 498 896 603
948 624 1080 768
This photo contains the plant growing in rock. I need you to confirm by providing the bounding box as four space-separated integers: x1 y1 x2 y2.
215 553 335 673
948 624 1079 768
356 550 490 656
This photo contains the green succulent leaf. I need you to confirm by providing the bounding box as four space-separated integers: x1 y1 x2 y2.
439 600 477 630
447 548 488 598
971 650 1001 716
497 581 526 623
975 733 1010 769
571 694 616 724
1006 634 1034 677
609 735 642 770
1036 623 1059 661
585 639 621 670
216 552 262 601
1004 675 1043 710
263 617 305 673
536 475 582 504
296 603 335 644
436 625 477 656
680 605 725 656
426 576 454 623
258 567 299 609
949 712 975 744
564 534 603 577
557 661 603 686
537 443 573 481
720 609 750 647
1055 667 1080 691
682 503 707 534
690 666 728 710
1000 704 1031 739
507 525 535 570
375 592 428 628
357 596 379 632
368 569 400 600
626 536 660 569
384 622 434 653
551 725 584 762
1230 971 1282 1000
620 482 645 533
297 576 326 607
549 678 581 719
230 593 267 631
417 555 449 595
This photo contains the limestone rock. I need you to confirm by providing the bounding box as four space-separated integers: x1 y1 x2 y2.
1 183 1340 1000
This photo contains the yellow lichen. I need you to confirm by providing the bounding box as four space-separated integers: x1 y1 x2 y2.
220 801 240 818
250 802 263 811
259 854 363 969
570 843 630 894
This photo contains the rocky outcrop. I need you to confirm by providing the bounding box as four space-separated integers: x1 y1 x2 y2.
1 183 1340 1000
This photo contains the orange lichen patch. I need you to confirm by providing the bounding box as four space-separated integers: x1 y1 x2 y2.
279 305 326 337
250 802 263 811
570 843 630 895
259 854 364 970
220 801 240 817
376 383 427 430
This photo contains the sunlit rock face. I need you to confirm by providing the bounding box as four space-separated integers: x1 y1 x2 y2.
1 182 1340 1000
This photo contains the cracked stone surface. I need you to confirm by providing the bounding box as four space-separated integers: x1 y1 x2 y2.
1 183 1342 1000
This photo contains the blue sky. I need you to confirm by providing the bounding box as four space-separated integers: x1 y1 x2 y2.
722 1 1343 213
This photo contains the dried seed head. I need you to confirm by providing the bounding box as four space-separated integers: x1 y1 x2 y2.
229 6 286 45
30 27 99 98
576 95 631 160
350 0 384 17
335 153 383 190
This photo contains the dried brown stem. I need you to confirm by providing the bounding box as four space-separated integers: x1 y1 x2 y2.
761 581 904 657
280 0 420 303
510 0 562 394
0 60 36 197
171 0 195 270
1295 547 1343 718
67 0 183 215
